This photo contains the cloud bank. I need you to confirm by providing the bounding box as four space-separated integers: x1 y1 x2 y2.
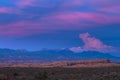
0 0 120 36
70 33 117 53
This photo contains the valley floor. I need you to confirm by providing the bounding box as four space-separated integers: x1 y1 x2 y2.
0 66 120 80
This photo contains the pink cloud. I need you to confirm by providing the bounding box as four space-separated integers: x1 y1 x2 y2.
87 0 120 15
17 0 36 8
62 0 82 8
0 20 58 36
70 33 117 53
61 0 120 15
0 7 12 13
80 33 112 51
0 10 120 36
43 12 120 27
0 7 22 14
16 0 48 8
99 6 120 14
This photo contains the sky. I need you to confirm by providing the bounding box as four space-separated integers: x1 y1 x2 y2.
0 0 120 53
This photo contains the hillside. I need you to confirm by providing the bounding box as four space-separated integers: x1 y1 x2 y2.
0 49 120 63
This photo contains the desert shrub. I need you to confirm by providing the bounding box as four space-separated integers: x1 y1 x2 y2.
35 71 48 80
13 72 19 76
0 74 8 80
0 74 15 80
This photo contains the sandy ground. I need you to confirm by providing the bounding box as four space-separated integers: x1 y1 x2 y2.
0 60 120 68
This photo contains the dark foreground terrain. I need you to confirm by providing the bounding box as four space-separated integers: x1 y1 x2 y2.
0 66 120 80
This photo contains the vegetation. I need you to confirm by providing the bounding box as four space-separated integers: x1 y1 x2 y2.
0 66 120 80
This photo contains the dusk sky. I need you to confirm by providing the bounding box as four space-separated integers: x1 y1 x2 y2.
0 0 120 53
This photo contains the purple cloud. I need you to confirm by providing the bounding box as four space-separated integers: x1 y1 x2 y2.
0 7 22 14
0 20 57 36
0 0 120 36
16 0 37 8
0 7 10 13
42 11 120 27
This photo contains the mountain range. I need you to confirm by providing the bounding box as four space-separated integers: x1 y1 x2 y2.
0 48 120 63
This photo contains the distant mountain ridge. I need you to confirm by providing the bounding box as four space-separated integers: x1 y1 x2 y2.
0 48 120 63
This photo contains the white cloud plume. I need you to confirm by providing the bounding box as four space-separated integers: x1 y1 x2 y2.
69 47 84 53
70 32 117 53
